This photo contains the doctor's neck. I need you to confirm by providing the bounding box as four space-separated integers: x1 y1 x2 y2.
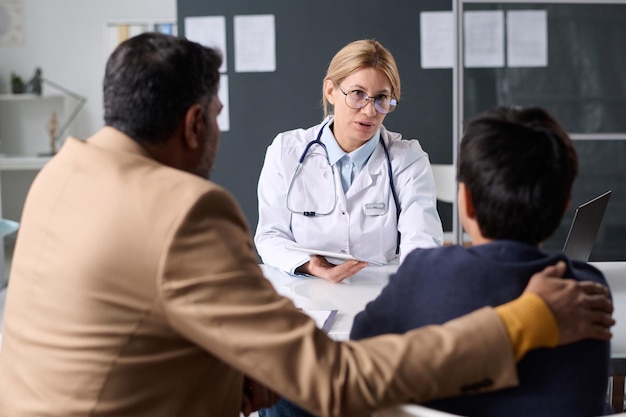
330 122 373 153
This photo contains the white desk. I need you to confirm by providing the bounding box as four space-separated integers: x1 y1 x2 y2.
261 262 626 346
262 262 626 412
1 262 623 351
260 264 397 340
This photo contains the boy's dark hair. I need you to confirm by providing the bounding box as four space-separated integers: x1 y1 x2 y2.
458 106 578 244
103 32 222 144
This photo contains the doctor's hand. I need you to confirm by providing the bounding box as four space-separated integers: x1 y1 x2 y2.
524 260 614 345
296 255 368 283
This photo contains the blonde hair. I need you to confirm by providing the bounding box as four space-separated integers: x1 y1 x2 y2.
322 39 401 117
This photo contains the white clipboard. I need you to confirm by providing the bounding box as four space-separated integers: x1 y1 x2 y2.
286 245 384 266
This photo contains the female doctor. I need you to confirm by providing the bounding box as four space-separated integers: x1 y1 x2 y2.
254 39 443 283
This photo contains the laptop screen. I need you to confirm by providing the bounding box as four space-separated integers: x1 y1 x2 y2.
562 190 611 262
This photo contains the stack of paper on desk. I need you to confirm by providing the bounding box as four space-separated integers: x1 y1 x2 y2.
303 309 338 333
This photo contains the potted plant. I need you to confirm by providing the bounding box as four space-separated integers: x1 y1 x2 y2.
11 72 25 94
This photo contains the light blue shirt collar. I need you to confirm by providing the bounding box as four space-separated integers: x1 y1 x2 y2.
321 121 380 168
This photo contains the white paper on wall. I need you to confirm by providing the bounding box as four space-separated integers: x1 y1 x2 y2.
185 16 228 73
507 10 548 67
217 74 230 132
0 0 26 46
234 14 276 73
420 11 454 69
464 10 504 68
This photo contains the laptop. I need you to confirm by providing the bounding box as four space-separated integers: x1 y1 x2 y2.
562 190 611 262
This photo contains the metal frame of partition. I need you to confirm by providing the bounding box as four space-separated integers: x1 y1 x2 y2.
452 3 626 411
451 0 626 245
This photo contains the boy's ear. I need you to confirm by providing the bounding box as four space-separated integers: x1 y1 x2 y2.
183 104 204 150
563 196 571 214
460 182 476 219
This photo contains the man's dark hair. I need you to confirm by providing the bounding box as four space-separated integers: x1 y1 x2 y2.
458 106 578 244
103 32 222 144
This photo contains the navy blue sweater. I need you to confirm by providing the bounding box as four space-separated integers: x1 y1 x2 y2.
351 241 610 417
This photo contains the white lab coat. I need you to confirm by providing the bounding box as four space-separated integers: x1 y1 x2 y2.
254 117 443 273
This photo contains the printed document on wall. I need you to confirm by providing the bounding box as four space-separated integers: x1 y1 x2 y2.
507 10 548 67
0 0 25 46
185 16 227 73
234 14 276 72
218 75 230 132
464 11 504 68
420 11 454 69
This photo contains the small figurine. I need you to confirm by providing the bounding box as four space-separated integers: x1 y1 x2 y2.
47 111 58 154
26 67 43 95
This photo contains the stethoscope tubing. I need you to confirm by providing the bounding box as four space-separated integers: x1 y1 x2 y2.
287 122 401 254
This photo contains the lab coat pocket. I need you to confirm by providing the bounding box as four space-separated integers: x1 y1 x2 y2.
363 202 387 216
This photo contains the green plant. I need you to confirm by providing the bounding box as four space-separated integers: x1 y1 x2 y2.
10 71 25 94
10 72 23 84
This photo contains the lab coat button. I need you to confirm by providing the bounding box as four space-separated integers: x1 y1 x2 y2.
341 210 346 215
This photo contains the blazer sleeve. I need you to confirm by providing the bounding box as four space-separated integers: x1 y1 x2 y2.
158 186 518 417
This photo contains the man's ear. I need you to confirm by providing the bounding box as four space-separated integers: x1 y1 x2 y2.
183 103 205 150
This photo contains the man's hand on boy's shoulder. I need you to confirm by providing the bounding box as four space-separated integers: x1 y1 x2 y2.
525 260 614 345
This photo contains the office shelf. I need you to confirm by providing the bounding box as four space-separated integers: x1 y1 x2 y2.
0 155 51 171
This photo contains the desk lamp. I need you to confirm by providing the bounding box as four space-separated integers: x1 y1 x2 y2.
25 67 87 155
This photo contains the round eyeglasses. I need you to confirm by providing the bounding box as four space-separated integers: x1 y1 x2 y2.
336 83 397 114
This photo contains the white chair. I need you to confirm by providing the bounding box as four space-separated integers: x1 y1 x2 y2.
0 219 20 290
430 164 456 204
373 404 464 417
0 219 16 352
0 219 19 237
431 164 467 245
0 218 19 289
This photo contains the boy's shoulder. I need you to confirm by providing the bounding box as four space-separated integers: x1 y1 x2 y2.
403 244 470 264
398 245 473 279
568 259 608 287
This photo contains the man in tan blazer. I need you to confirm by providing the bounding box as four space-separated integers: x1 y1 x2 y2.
0 33 613 417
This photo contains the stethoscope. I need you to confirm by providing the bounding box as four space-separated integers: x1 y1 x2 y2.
285 122 401 254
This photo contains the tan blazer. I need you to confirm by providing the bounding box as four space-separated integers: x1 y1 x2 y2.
0 128 518 417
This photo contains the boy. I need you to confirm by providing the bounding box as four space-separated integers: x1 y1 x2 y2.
351 106 610 417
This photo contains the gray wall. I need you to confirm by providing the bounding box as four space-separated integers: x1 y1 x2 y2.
462 3 626 261
177 0 455 237
0 0 176 139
